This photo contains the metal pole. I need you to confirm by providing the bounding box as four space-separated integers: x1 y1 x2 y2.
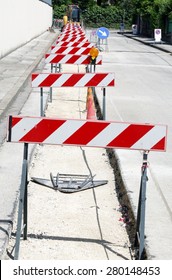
14 143 28 260
102 87 106 120
134 151 148 260
49 88 52 103
51 63 53 73
40 87 44 117
139 152 148 259
49 64 53 103
23 143 28 240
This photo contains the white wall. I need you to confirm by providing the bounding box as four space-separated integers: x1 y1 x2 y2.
0 0 53 58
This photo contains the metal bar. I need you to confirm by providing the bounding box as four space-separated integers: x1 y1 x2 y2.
102 87 106 120
7 115 12 142
23 143 28 240
134 178 142 250
40 87 44 117
14 144 28 260
139 152 148 259
134 152 148 260
51 63 53 73
49 88 52 103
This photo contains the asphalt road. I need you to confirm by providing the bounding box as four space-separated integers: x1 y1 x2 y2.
95 31 172 259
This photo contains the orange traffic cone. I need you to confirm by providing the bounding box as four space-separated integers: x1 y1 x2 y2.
86 87 97 120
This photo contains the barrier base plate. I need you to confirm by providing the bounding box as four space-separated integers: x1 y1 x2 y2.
31 173 108 193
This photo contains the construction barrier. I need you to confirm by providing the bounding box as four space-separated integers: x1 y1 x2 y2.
51 46 93 55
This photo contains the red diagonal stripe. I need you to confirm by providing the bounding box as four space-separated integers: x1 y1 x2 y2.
64 122 109 145
32 74 39 81
85 74 109 87
108 79 115 86
68 47 80 54
52 47 64 53
65 56 82 64
107 124 154 148
81 48 91 55
151 137 166 151
62 74 85 86
11 117 22 127
49 54 65 63
60 42 68 46
39 74 62 87
20 119 66 143
81 57 90 64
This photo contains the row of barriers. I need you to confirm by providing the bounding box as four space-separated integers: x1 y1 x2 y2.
7 23 168 260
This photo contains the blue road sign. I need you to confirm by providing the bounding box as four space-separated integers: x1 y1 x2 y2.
96 27 109 39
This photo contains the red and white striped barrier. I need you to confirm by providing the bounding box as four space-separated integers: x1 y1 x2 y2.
56 37 88 43
57 35 86 42
8 116 167 151
61 30 84 36
53 42 93 47
32 73 115 87
45 54 102 65
51 46 93 55
64 24 82 30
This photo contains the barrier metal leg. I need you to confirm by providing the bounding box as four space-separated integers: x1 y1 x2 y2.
49 64 53 103
102 87 106 120
23 143 28 240
40 87 44 117
14 143 28 260
134 151 148 260
49 88 52 103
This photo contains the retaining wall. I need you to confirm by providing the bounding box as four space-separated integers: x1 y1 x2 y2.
0 0 53 58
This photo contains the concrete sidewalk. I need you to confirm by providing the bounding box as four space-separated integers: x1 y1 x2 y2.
124 33 172 53
0 29 58 259
0 30 58 142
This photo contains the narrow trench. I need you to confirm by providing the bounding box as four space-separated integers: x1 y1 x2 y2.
93 91 147 260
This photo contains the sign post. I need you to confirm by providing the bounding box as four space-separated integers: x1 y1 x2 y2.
96 27 109 51
154 29 162 43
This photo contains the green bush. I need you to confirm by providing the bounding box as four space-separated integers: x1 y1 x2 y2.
53 4 67 19
53 4 132 28
82 5 131 28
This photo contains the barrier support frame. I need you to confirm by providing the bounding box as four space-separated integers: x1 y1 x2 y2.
134 151 148 260
14 143 28 260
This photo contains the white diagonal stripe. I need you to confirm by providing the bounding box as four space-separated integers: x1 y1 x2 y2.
57 55 73 64
32 74 49 87
131 125 167 150
51 73 73 87
43 120 85 144
96 56 102 64
63 47 75 54
12 118 40 141
74 73 95 87
44 55 53 63
74 56 88 64
51 47 61 53
73 48 87 55
88 123 130 147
